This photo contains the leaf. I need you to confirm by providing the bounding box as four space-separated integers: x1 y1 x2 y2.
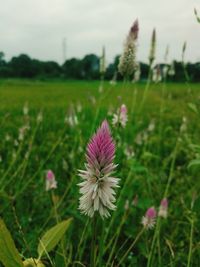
0 219 23 267
187 103 198 114
38 218 73 258
188 159 200 169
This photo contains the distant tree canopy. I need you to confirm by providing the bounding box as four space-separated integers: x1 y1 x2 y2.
0 51 200 82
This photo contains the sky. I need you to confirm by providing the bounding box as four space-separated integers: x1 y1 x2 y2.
0 0 199 64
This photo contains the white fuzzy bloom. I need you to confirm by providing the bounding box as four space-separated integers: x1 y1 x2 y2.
152 65 162 83
112 104 128 128
23 102 29 116
37 111 43 123
45 170 57 191
118 20 139 77
158 198 168 219
142 207 157 229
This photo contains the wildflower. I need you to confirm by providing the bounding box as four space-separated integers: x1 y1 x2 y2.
147 119 155 132
118 19 139 77
100 46 106 76
76 102 82 113
124 145 135 159
78 120 119 218
132 62 141 83
37 110 43 123
14 139 19 147
152 65 162 83
23 102 29 116
65 105 78 127
158 198 168 218
110 72 117 86
89 96 96 105
182 41 187 61
124 200 129 210
62 159 68 171
45 170 57 191
132 194 138 207
5 133 11 142
164 45 169 63
98 84 103 93
112 104 128 128
168 61 175 76
163 65 169 79
142 207 157 229
18 125 29 141
149 29 156 66
180 116 187 133
194 8 200 23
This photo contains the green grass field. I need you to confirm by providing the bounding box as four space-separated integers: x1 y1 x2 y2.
0 79 200 267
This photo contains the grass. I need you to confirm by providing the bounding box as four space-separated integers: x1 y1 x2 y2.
0 79 200 267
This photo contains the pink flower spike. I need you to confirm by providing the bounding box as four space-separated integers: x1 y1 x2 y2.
45 170 57 191
142 207 157 229
47 170 54 180
158 198 168 218
78 120 119 218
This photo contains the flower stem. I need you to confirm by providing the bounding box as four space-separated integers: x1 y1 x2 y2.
187 217 194 267
116 227 145 266
91 215 97 267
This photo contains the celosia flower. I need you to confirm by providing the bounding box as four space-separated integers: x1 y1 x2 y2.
112 104 128 128
149 28 156 66
65 105 78 127
118 19 139 77
23 102 29 116
133 62 141 82
100 46 106 76
158 198 168 218
78 120 119 218
168 61 175 76
45 170 57 191
37 110 43 123
142 207 157 229
152 65 162 83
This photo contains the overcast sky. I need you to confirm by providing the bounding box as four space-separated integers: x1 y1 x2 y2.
0 0 199 64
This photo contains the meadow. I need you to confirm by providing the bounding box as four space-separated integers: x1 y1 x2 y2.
0 79 200 267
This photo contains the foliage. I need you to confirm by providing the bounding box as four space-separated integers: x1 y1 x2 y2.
0 80 199 266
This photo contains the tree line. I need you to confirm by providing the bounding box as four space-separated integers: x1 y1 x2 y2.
0 51 199 82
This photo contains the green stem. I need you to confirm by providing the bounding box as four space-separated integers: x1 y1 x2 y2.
105 210 129 266
139 66 152 113
116 227 145 266
91 216 97 267
147 137 179 267
98 220 105 267
187 218 194 267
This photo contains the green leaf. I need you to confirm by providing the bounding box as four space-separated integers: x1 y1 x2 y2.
187 103 198 114
0 219 23 267
188 159 200 169
38 218 73 258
